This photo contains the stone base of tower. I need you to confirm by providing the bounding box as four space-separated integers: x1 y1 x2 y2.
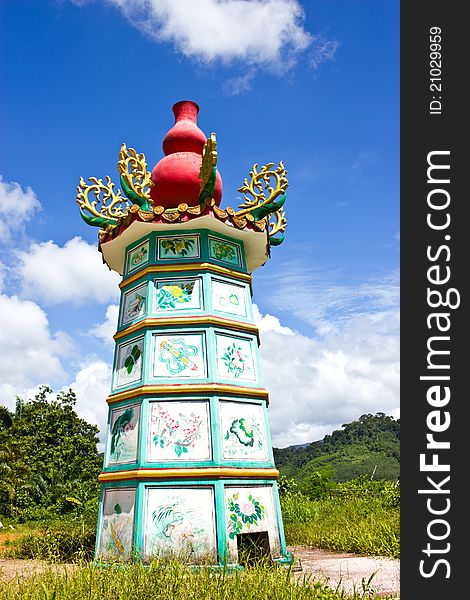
95 477 291 567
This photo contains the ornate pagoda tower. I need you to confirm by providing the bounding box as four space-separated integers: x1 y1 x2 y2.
76 100 290 566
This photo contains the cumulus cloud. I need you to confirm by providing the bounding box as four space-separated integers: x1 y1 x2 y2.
0 294 74 409
65 359 112 444
17 236 120 306
253 305 399 448
107 0 312 70
0 175 41 241
89 304 119 346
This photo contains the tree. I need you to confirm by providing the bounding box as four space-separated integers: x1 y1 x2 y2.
0 386 102 518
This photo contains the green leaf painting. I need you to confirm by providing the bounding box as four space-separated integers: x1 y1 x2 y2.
124 344 141 374
229 418 254 447
209 239 240 265
159 237 197 257
110 407 134 456
222 410 265 459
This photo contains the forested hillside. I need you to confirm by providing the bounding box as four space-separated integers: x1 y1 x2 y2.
273 413 400 482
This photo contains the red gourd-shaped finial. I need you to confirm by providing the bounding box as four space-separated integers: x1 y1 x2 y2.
150 100 223 209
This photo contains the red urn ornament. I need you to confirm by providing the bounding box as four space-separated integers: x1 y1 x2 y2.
150 100 223 209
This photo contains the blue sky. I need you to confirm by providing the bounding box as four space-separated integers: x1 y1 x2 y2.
0 0 399 447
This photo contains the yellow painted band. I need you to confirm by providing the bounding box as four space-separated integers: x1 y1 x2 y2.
114 316 259 341
120 263 252 289
99 467 279 482
106 383 269 404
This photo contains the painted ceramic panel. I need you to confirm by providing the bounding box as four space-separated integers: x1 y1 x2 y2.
97 488 135 559
153 334 206 378
107 404 140 465
157 235 200 260
127 240 149 274
220 401 268 460
155 278 202 312
208 237 241 267
148 401 211 461
144 487 217 561
115 337 144 388
121 283 147 326
212 280 247 317
225 486 280 560
216 334 256 381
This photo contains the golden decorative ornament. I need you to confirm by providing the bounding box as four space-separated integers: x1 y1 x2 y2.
235 161 288 216
76 175 128 220
117 143 154 200
269 208 287 237
198 132 218 193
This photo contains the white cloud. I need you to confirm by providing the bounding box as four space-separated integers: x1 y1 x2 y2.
253 304 399 448
310 34 339 69
107 0 313 70
0 294 74 409
89 304 119 346
263 261 399 335
65 359 112 444
17 236 120 306
222 70 256 96
0 175 41 241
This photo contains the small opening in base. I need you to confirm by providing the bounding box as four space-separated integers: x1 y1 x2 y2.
237 531 270 567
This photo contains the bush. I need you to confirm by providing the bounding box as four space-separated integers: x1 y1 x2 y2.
5 521 96 562
335 476 400 508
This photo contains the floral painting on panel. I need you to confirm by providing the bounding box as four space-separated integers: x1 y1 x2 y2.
216 334 256 381
148 401 211 461
155 278 202 312
225 486 280 561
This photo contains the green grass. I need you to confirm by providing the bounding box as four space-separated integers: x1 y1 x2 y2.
281 493 399 558
0 560 398 600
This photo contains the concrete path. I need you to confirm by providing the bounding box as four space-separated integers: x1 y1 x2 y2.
288 546 400 598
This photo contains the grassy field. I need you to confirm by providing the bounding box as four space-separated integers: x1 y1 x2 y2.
0 559 398 600
281 492 399 558
0 480 399 599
